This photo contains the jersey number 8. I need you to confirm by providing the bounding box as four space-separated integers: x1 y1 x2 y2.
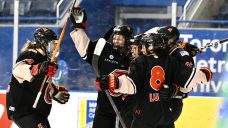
150 66 165 91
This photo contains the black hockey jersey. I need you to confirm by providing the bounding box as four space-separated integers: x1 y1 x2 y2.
6 49 53 120
86 38 130 76
129 55 194 96
169 46 194 68
120 54 195 127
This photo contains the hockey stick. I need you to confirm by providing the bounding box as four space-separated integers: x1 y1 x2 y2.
105 90 127 128
198 38 228 53
32 0 77 108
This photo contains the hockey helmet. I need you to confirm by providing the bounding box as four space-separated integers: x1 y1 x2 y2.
33 27 58 56
113 25 133 38
130 34 144 46
141 33 167 55
112 25 133 54
157 26 179 45
144 27 159 34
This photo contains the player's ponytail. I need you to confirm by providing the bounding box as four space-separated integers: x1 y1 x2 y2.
21 40 36 53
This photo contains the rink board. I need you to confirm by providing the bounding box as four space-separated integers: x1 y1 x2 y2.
0 90 223 128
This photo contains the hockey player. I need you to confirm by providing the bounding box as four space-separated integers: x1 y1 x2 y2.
6 27 70 128
100 33 212 128
144 26 198 127
70 6 132 128
156 26 196 124
129 34 143 60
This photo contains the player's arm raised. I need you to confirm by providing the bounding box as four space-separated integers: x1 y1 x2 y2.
70 6 90 60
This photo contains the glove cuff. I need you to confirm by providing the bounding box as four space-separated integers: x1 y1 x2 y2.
200 67 212 82
108 74 119 91
95 78 102 91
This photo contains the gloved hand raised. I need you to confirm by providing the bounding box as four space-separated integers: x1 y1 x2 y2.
70 6 87 29
179 41 200 57
31 61 58 78
51 85 70 104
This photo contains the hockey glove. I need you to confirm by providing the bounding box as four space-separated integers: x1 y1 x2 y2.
47 62 58 77
99 75 109 91
172 90 188 99
31 61 58 78
99 74 121 97
51 85 70 104
70 6 87 29
179 41 200 57
160 83 183 99
200 67 212 82
108 73 120 93
31 61 49 78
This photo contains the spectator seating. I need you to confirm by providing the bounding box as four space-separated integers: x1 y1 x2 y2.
214 4 228 27
26 0 58 17
0 0 32 16
0 0 57 17
0 0 5 15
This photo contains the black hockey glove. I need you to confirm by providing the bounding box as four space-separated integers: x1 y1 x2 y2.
160 83 180 99
172 90 188 99
51 84 70 104
179 41 200 57
31 61 58 79
99 75 109 91
99 74 121 97
70 6 87 30
31 61 49 78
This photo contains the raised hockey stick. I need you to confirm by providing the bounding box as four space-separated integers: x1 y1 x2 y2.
32 0 77 108
198 38 228 53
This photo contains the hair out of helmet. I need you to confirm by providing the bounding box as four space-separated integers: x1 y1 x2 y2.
157 26 179 45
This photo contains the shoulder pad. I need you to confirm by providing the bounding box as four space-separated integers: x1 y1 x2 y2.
17 50 38 62
175 47 190 57
179 50 190 56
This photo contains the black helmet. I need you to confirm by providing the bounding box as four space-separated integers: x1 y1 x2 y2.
112 25 133 54
130 34 144 45
113 25 133 39
34 27 57 46
157 26 179 45
141 33 167 55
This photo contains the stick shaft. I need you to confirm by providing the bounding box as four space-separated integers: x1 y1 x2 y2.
105 90 127 128
199 38 228 52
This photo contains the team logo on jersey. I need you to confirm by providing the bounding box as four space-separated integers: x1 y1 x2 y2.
179 51 189 56
134 108 142 116
104 55 118 64
109 55 114 59
185 61 193 68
